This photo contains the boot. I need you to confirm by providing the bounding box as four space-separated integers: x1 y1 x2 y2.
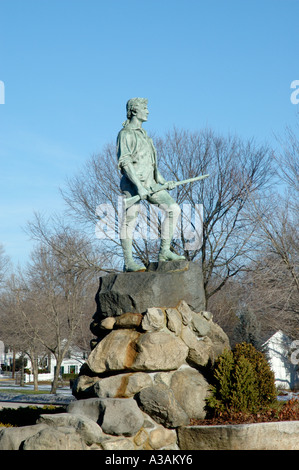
158 239 185 262
121 239 146 272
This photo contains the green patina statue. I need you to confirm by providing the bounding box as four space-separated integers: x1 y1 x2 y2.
117 97 209 272
117 97 185 272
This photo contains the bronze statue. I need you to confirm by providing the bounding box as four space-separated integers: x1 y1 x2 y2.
117 98 208 272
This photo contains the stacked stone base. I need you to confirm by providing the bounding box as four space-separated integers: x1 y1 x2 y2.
0 262 230 450
68 295 229 449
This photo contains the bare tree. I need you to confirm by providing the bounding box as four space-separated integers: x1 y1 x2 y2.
156 128 274 304
241 119 299 338
275 120 299 196
0 273 44 387
27 213 120 275
0 244 10 287
14 233 97 393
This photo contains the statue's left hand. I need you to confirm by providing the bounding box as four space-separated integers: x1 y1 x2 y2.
167 181 176 190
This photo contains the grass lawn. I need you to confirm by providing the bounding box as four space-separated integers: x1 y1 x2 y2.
0 388 51 395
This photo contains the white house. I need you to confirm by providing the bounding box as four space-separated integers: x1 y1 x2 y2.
0 341 5 370
23 345 88 383
262 330 299 390
0 341 87 383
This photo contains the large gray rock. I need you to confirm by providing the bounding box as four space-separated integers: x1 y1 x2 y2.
68 397 105 422
22 426 88 450
94 260 205 320
186 336 214 367
37 413 103 445
101 438 135 450
72 375 101 399
87 329 141 373
206 321 230 359
68 397 144 437
190 311 211 336
148 426 178 450
0 424 48 450
87 329 188 374
141 308 165 331
170 367 210 420
93 372 153 398
136 383 190 428
97 398 144 436
114 312 143 329
166 308 182 335
132 330 189 371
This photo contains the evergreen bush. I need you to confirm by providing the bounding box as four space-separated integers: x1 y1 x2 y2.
206 342 277 416
0 405 66 427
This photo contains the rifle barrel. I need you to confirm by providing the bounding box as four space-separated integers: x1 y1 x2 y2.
124 174 209 209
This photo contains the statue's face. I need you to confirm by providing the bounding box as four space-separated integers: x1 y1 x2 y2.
134 102 149 122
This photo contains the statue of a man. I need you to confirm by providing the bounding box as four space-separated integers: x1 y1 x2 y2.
117 97 185 272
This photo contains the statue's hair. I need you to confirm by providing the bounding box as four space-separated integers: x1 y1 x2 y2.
122 98 148 126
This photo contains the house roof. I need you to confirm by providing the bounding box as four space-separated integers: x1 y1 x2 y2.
260 329 280 345
262 330 292 347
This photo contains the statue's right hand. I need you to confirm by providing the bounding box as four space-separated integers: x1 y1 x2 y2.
137 186 149 200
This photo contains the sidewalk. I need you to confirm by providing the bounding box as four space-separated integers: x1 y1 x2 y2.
0 377 75 407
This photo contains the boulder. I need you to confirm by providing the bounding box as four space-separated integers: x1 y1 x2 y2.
97 397 144 436
206 321 230 359
72 375 100 399
87 329 188 374
141 308 165 331
170 367 210 419
187 336 214 367
100 317 116 330
68 397 144 437
114 312 143 329
101 438 135 450
0 424 48 450
149 426 177 450
37 413 103 445
166 308 182 335
136 383 190 428
22 426 88 450
94 260 205 319
176 300 193 326
190 311 211 336
132 330 188 371
93 372 153 398
87 329 141 374
154 370 175 387
133 429 149 447
68 397 105 422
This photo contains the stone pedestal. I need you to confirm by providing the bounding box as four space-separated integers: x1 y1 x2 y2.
91 260 205 336
70 261 230 450
0 261 231 450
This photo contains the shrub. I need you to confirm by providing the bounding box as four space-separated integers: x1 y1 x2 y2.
62 373 79 380
0 405 67 427
206 342 277 417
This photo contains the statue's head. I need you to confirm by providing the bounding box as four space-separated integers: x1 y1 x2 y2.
126 97 148 120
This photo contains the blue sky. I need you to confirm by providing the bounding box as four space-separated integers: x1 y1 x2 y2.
0 0 298 268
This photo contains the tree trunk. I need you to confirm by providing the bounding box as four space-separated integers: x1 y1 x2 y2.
20 355 25 387
12 348 15 378
32 356 39 391
51 356 63 394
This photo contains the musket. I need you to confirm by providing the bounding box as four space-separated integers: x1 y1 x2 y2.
124 174 209 209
